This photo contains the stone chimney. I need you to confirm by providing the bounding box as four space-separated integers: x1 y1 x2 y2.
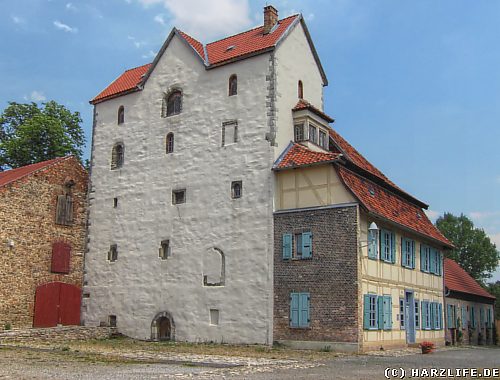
263 5 278 34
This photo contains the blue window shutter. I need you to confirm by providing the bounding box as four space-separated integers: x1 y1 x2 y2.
429 249 436 274
363 295 371 329
299 293 310 327
390 232 396 263
401 238 407 267
411 241 416 269
422 301 428 329
290 293 299 327
429 302 435 329
447 304 453 328
302 232 312 259
438 303 443 330
420 245 424 271
368 230 378 259
462 306 467 329
377 296 384 329
380 231 387 261
282 233 292 260
384 296 392 330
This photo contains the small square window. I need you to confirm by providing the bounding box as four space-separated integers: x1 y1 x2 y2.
172 189 186 205
231 181 242 199
159 240 170 260
210 309 219 325
108 315 117 327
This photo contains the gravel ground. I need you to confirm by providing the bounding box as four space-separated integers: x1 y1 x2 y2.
0 344 497 379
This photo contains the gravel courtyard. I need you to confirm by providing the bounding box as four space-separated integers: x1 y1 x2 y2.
0 338 498 379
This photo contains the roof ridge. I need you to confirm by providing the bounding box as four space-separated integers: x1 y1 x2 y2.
206 14 299 46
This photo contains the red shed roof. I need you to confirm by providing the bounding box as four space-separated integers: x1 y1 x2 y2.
336 165 452 247
0 157 71 188
273 142 341 170
292 99 334 123
444 258 495 300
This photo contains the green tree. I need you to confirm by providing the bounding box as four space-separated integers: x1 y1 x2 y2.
0 101 85 170
436 213 499 282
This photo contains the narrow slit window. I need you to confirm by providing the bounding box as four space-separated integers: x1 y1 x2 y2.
111 143 124 170
108 244 118 262
117 106 124 125
108 315 117 327
298 80 303 99
159 240 170 260
231 181 242 199
166 133 174 154
113 197 118 208
229 74 237 96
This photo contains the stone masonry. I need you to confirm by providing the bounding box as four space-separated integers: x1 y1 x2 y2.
0 157 87 329
273 205 359 346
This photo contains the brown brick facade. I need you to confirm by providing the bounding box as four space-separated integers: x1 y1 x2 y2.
0 157 87 329
273 205 359 344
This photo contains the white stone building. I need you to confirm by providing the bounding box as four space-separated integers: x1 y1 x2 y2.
84 6 327 344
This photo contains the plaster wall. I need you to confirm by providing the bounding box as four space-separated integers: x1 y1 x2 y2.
275 165 355 210
84 34 275 344
274 21 325 158
359 213 445 348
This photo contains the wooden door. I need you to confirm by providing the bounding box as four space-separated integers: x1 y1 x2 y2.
33 282 81 327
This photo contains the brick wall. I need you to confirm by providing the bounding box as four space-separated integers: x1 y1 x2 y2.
273 205 359 343
0 157 87 328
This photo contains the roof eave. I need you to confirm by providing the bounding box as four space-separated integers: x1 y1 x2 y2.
90 87 141 105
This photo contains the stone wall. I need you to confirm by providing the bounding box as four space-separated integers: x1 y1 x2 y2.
0 157 87 328
273 205 359 347
0 326 115 344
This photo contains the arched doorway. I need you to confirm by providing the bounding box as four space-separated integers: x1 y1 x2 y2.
151 312 175 341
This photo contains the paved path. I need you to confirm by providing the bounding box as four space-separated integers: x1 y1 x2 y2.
0 345 498 379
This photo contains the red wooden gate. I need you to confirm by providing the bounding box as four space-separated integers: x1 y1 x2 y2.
33 282 81 327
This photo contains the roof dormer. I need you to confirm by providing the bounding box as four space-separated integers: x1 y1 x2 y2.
292 99 334 153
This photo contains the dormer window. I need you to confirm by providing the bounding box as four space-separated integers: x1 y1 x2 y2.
309 125 317 144
319 130 327 149
229 74 237 96
298 80 303 99
294 124 304 142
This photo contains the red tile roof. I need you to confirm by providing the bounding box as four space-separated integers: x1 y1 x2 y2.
204 15 298 66
336 165 452 247
91 63 151 104
328 128 427 208
0 157 71 188
273 142 340 170
177 30 205 61
444 258 495 300
91 15 303 104
292 99 334 123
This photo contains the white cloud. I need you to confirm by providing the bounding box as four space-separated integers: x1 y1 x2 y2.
11 15 25 24
142 50 157 59
489 232 500 247
137 0 253 40
306 13 315 21
29 91 46 102
53 20 78 33
128 35 146 48
424 209 440 222
154 14 165 25
469 211 500 220
66 3 77 12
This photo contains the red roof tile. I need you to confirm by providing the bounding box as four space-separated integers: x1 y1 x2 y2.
444 258 495 300
0 157 70 188
91 63 151 104
274 142 340 170
292 99 334 123
328 128 427 208
205 15 298 66
336 165 452 247
177 30 206 61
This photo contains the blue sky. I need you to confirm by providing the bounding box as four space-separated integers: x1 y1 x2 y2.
2 0 499 281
